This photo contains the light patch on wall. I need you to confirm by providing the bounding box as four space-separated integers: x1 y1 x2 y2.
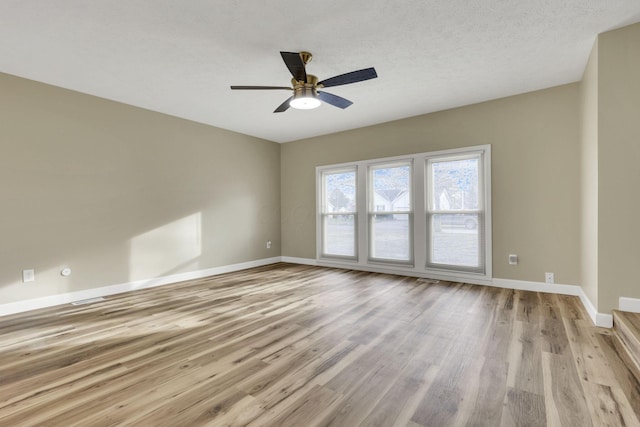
129 213 202 280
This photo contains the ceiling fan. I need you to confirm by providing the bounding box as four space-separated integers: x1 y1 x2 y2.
230 51 377 113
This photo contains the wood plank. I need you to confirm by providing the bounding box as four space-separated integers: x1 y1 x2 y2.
595 332 640 424
260 384 342 427
500 388 546 427
612 310 640 384
541 351 592 427
457 357 508 426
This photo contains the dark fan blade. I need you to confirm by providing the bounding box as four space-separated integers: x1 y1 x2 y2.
280 52 307 82
230 86 292 90
318 67 377 88
274 96 293 113
317 91 353 109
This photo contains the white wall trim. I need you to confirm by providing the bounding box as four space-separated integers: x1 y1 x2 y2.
491 278 581 296
0 257 281 317
1 255 614 329
281 256 318 266
620 297 640 313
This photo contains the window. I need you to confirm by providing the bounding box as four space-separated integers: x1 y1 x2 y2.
316 145 491 281
368 162 413 264
319 168 357 259
427 155 485 273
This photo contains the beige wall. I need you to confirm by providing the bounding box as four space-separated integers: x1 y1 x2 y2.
0 73 281 304
282 84 581 285
580 40 599 307
597 23 640 312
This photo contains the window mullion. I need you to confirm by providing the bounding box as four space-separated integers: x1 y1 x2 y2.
414 156 427 270
357 163 368 265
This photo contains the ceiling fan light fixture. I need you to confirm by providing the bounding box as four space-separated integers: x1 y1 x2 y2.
290 86 321 110
230 51 377 113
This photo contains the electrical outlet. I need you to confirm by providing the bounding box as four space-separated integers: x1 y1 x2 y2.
22 269 35 283
266 240 272 249
508 254 518 265
545 272 554 284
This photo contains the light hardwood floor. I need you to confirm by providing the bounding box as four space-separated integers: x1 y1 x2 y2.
0 263 638 426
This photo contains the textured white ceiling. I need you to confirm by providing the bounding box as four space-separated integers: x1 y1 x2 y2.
1 1 639 143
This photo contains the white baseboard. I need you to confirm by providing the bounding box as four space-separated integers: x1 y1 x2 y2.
620 297 640 313
0 257 281 317
491 278 582 296
280 256 318 266
0 255 614 328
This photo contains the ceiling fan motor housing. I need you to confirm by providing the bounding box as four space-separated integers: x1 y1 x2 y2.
291 74 319 87
294 85 317 98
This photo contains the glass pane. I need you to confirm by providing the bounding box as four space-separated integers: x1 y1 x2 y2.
371 164 411 212
323 170 356 213
431 158 479 210
370 213 411 261
430 214 480 267
323 214 355 257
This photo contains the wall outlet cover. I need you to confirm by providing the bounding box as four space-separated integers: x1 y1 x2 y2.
22 269 35 283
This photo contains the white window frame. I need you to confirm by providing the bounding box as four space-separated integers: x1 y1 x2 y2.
367 160 414 266
317 166 358 261
426 152 486 274
315 145 492 284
